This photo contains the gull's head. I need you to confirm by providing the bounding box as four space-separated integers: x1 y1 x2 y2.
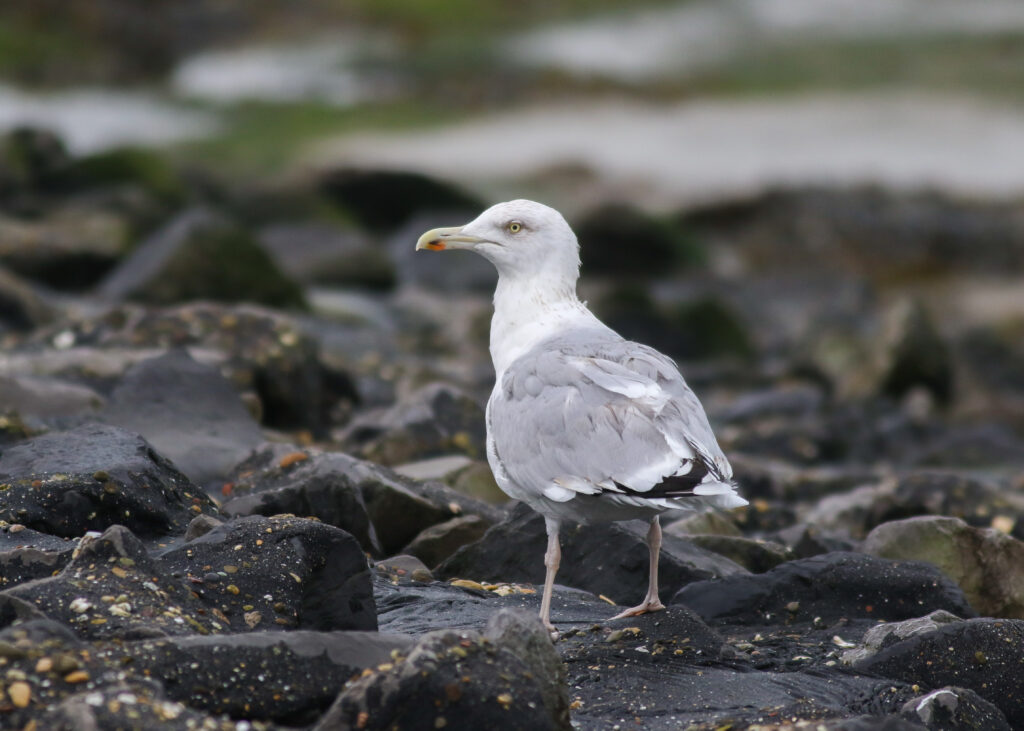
416 199 580 283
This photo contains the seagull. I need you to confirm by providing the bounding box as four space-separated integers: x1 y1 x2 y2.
416 200 746 634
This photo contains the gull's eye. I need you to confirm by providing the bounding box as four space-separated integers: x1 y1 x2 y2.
508 221 522 234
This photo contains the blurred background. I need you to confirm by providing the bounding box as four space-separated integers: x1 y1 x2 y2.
2 0 1024 504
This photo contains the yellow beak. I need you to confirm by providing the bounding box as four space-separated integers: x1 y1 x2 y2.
415 226 486 252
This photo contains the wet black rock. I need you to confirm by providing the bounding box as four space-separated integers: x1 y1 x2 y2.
159 515 377 632
856 618 1024 727
340 382 488 465
319 168 483 231
0 423 220 538
900 686 1011 731
673 551 974 625
224 446 501 557
315 608 570 731
41 681 275 731
438 502 746 605
99 631 413 725
3 525 222 639
98 207 306 309
99 349 264 488
0 523 75 589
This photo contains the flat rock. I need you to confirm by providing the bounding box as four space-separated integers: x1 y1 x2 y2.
100 349 265 489
673 551 974 625
0 423 220 538
437 502 747 607
856 618 1024 728
315 608 570 731
98 631 413 725
224 446 501 557
863 516 1024 618
0 373 102 425
159 515 377 632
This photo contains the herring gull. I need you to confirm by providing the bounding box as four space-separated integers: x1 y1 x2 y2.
416 199 746 634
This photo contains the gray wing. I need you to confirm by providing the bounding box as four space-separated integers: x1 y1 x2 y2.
489 329 738 508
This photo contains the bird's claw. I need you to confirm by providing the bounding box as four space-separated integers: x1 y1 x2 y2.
609 600 666 621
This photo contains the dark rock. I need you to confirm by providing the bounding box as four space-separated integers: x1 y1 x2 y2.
769 523 859 559
717 382 827 425
376 554 433 584
677 186 1024 280
402 515 490 569
0 207 131 291
685 534 793 573
100 349 264 488
224 446 501 557
863 516 1024 619
41 681 276 731
0 373 103 424
573 202 694 277
98 631 413 725
315 608 570 731
97 207 306 309
0 127 70 194
906 423 1024 469
856 618 1024 728
840 610 964 665
0 265 55 332
673 551 974 625
438 503 746 607
901 686 1011 731
878 299 953 405
0 522 75 588
159 515 377 632
0 423 219 538
805 471 1024 539
340 382 488 465
26 302 352 433
258 221 395 289
3 525 221 638
183 514 222 542
319 168 483 231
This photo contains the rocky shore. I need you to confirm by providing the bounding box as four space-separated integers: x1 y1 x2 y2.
3 127 1024 729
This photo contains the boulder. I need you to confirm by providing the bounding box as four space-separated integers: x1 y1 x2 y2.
314 609 570 731
900 687 1010 731
673 552 974 625
437 503 746 606
573 202 690 277
97 207 306 309
0 423 220 538
856 618 1024 728
0 523 75 589
258 221 394 289
401 515 490 569
863 516 1024 618
159 515 376 632
100 349 264 488
224 446 501 557
840 609 963 665
339 382 488 465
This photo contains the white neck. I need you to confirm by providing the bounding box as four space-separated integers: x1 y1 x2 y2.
489 271 605 377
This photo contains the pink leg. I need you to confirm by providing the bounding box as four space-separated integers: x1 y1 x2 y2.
539 517 561 637
610 516 666 620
